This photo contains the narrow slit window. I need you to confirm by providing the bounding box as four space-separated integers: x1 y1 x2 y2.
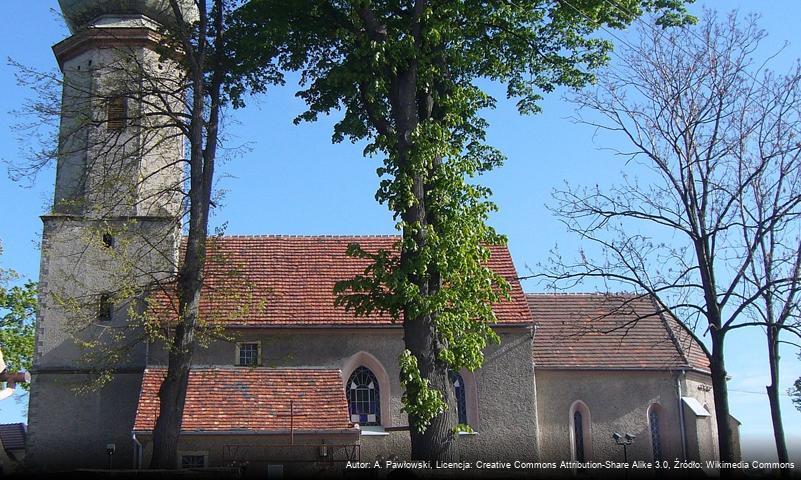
571 401 591 463
98 293 113 322
107 96 127 130
449 371 468 425
650 407 663 461
573 410 585 462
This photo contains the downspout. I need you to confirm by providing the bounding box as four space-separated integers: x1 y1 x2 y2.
132 432 143 469
676 370 688 460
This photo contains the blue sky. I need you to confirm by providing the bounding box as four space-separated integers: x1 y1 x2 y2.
1 0 800 462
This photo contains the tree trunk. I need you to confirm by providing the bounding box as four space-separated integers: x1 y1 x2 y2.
389 63 458 460
148 348 191 468
403 306 458 461
399 171 458 461
710 330 736 469
144 0 223 468
766 326 790 476
149 55 213 466
149 216 209 468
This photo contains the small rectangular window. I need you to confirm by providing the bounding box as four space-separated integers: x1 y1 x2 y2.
237 342 260 366
107 96 127 130
180 454 206 469
98 293 113 322
102 232 115 248
267 464 284 479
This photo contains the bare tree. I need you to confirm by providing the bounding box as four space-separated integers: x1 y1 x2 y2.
147 0 228 468
540 11 801 466
737 106 801 473
12 0 269 469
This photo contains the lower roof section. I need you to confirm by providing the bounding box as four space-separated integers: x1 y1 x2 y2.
528 293 711 373
133 367 356 434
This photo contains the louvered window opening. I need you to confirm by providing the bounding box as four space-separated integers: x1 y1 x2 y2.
347 366 380 426
107 96 127 130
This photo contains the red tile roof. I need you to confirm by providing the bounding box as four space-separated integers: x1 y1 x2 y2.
133 367 355 433
527 293 710 372
150 236 533 327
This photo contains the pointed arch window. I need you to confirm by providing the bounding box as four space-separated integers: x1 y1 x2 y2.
649 405 664 461
347 366 380 426
570 401 591 463
449 371 468 425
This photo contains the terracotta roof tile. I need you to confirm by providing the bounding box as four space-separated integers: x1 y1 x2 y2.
134 367 354 433
527 293 710 372
150 236 532 327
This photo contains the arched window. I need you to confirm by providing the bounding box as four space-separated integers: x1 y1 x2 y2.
347 366 380 426
449 371 468 425
570 401 591 462
649 404 664 461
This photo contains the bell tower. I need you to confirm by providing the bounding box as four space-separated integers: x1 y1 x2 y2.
26 0 193 470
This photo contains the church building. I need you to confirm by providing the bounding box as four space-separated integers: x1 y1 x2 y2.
25 0 738 475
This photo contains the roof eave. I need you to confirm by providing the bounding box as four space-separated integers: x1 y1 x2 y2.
133 428 360 436
220 322 535 329
534 365 711 375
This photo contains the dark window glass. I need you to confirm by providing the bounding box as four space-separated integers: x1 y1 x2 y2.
238 343 259 366
102 232 114 248
650 408 663 461
98 293 113 322
181 454 205 468
574 410 585 462
449 371 468 425
347 366 380 426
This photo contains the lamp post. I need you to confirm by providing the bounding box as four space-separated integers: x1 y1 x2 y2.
612 432 635 462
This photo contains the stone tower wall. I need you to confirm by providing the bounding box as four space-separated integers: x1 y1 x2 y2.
26 7 184 471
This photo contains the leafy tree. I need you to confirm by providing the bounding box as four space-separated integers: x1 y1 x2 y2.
0 241 36 381
542 12 801 466
231 0 694 459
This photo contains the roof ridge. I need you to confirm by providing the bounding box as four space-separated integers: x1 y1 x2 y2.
660 308 713 366
649 295 691 368
145 365 342 371
193 234 401 239
525 291 640 297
